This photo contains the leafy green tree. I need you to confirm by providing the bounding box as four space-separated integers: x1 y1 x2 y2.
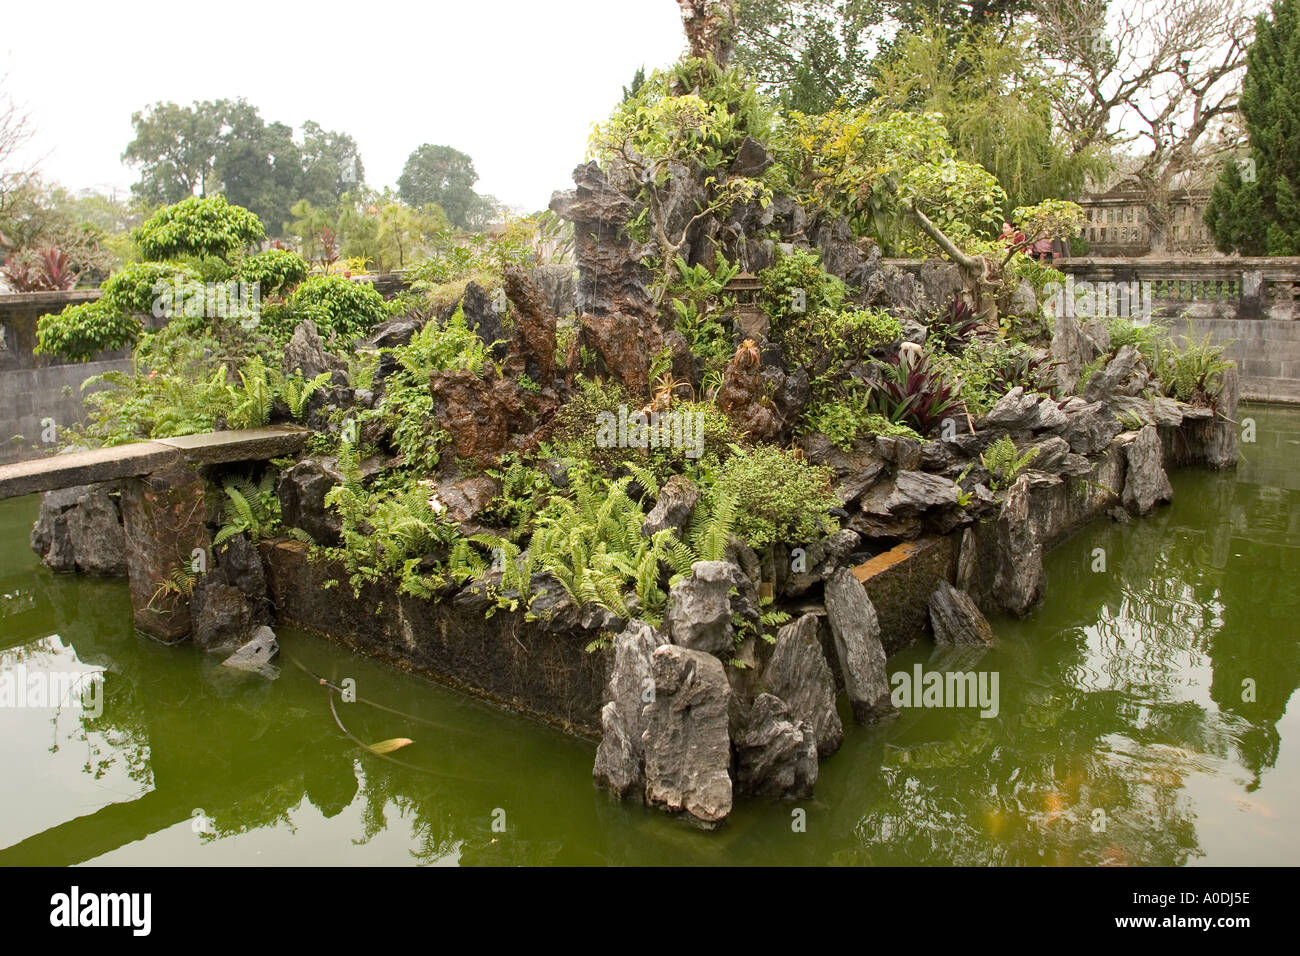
298 121 365 208
123 99 365 237
733 0 881 112
1206 0 1300 255
873 23 1109 214
135 195 266 263
397 144 480 227
214 107 302 236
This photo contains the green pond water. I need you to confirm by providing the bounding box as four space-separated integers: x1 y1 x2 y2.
1 405 1298 866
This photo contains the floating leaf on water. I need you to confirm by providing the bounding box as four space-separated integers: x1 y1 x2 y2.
368 737 414 754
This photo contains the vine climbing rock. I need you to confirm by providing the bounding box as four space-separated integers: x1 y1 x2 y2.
992 474 1044 617
1121 425 1174 516
593 621 660 799
733 693 818 799
642 644 733 828
763 613 843 757
824 567 896 723
928 580 995 646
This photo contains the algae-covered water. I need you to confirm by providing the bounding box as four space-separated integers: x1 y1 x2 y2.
2 405 1297 866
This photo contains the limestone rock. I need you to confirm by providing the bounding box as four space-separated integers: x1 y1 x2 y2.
733 693 818 799
642 475 699 539
642 645 733 827
981 386 1040 431
31 483 126 575
729 135 774 178
993 475 1043 617
823 567 895 722
503 265 558 388
593 620 660 798
763 613 843 756
928 580 994 645
191 577 254 652
283 320 345 380
1084 345 1149 404
214 532 271 624
665 560 748 659
222 625 280 677
1060 399 1123 456
277 458 344 547
1121 424 1173 516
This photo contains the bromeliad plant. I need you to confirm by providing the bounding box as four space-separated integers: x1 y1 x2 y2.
868 348 962 436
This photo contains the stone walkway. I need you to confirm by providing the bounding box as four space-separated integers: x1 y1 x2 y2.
0 426 310 500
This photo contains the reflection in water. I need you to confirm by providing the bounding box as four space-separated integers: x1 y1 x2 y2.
0 405 1297 866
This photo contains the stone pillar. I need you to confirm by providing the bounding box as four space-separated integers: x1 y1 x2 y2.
1239 270 1265 319
119 463 211 642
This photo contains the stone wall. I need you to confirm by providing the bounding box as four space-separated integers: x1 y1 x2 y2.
1054 258 1300 405
0 291 132 465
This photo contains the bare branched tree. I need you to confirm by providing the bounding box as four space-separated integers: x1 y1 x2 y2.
1033 0 1260 249
0 79 37 239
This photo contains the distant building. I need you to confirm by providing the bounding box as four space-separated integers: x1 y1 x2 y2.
1076 186 1216 257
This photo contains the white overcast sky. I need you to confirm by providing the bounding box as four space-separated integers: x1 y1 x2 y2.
2 0 687 212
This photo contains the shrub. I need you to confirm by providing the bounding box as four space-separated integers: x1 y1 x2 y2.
35 300 141 362
236 249 309 299
709 444 838 548
981 435 1039 490
135 195 266 262
867 348 963 435
283 274 388 344
758 248 846 321
553 376 738 478
99 261 202 316
1153 322 1234 405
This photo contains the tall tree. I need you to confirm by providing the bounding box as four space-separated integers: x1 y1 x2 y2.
874 23 1110 212
212 103 302 235
1206 0 1300 254
298 121 365 208
123 100 366 237
122 99 227 205
733 0 882 111
1032 0 1256 250
397 144 480 228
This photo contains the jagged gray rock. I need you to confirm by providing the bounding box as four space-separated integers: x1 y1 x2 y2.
277 458 345 547
1084 345 1148 403
823 567 895 722
733 693 818 798
1121 424 1173 516
777 528 862 597
993 474 1043 617
665 560 748 659
1060 398 1123 456
928 580 994 645
30 483 126 575
763 613 843 756
283 320 345 379
642 645 733 827
191 577 254 652
642 475 699 539
593 620 661 798
222 625 280 677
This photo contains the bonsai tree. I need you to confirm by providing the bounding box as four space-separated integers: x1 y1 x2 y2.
135 194 266 264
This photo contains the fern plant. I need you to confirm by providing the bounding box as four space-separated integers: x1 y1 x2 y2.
275 369 332 420
213 472 281 545
980 435 1040 491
